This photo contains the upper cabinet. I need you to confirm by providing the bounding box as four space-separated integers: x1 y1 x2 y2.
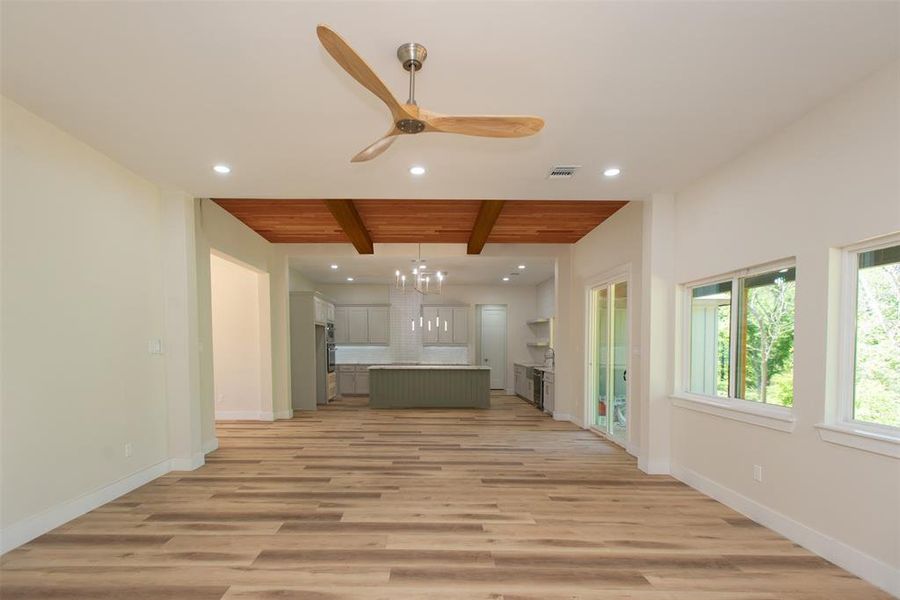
333 306 349 343
334 305 390 346
423 305 468 346
313 296 334 325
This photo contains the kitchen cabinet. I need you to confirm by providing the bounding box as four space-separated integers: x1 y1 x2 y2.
313 297 334 325
334 305 390 345
514 363 534 402
422 304 468 346
452 307 468 344
542 371 554 413
333 306 349 343
337 365 371 396
347 307 368 343
367 307 390 344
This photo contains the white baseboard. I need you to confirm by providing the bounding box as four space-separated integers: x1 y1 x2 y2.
274 410 294 419
215 410 274 421
552 412 574 422
169 452 204 472
0 459 170 554
202 437 219 454
671 463 899 597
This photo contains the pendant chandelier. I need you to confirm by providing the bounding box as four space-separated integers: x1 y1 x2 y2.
395 244 444 296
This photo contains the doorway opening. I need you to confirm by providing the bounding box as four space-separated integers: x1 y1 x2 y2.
210 251 273 420
586 273 630 447
477 305 508 390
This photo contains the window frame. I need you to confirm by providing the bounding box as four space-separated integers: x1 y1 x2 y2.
674 258 797 432
835 233 900 436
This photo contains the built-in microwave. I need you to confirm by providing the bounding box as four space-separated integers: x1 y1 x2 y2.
325 322 335 344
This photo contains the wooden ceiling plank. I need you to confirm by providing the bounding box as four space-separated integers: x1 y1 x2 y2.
323 199 374 254
467 200 506 255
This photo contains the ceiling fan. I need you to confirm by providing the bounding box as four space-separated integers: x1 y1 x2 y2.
316 25 545 162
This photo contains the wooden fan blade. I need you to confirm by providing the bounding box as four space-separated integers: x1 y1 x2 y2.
351 133 398 163
316 25 405 120
422 113 544 138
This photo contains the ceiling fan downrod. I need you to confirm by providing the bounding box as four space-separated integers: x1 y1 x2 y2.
396 43 428 135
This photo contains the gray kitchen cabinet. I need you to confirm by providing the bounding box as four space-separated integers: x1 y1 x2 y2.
422 306 439 344
366 307 390 344
347 307 369 343
438 307 454 343
422 304 468 346
334 305 389 345
338 371 356 395
452 307 468 344
355 366 370 395
337 365 371 396
333 306 349 343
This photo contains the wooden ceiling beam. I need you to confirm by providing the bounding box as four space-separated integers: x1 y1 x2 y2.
467 200 506 255
323 199 373 254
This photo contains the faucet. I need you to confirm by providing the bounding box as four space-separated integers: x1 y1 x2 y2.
543 347 555 370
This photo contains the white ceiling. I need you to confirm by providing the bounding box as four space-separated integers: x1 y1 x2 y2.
289 251 556 286
2 2 897 201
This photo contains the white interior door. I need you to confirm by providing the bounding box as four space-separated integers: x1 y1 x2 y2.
479 306 507 389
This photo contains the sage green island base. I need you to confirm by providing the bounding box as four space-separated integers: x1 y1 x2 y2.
368 365 491 409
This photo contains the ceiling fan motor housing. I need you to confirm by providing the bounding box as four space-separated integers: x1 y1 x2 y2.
397 43 427 71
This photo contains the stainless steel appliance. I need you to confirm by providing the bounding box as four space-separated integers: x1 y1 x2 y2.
325 322 335 373
533 369 544 411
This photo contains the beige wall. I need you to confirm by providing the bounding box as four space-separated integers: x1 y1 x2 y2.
195 200 293 446
1 98 168 537
210 253 271 419
557 202 643 451
670 65 900 586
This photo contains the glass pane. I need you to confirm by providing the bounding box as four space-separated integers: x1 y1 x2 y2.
611 282 628 441
854 245 900 427
595 287 609 431
737 267 795 406
689 281 732 397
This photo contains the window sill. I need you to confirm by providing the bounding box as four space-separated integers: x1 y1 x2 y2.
671 393 796 432
815 423 900 459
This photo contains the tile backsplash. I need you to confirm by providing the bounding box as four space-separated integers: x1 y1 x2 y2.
335 285 469 365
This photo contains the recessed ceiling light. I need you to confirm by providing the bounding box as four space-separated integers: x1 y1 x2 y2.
213 164 231 174
518 265 526 270
502 277 510 282
330 264 339 270
346 277 354 282
603 167 621 177
409 165 426 176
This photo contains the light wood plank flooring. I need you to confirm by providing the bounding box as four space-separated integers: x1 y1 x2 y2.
1 395 889 599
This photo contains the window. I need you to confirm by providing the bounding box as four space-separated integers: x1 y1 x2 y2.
848 242 900 428
686 264 796 407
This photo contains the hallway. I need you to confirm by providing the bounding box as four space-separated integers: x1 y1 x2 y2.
0 396 888 599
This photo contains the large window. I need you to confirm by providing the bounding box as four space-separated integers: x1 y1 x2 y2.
847 242 900 429
686 264 796 407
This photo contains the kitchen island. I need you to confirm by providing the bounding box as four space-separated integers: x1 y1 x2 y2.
368 365 491 409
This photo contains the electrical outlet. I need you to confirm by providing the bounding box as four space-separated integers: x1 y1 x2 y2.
124 443 133 458
753 464 763 482
148 339 162 355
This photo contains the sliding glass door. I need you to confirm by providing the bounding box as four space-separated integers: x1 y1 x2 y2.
589 280 629 445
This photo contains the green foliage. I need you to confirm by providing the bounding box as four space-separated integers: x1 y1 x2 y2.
743 277 795 406
854 262 900 427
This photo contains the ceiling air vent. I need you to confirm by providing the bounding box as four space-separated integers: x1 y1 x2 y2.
547 165 580 179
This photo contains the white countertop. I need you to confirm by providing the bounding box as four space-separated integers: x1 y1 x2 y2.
368 365 489 370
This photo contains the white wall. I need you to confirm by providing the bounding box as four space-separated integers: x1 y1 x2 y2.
210 253 270 419
556 202 643 453
536 277 555 317
1 98 169 544
670 65 900 592
195 199 292 435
